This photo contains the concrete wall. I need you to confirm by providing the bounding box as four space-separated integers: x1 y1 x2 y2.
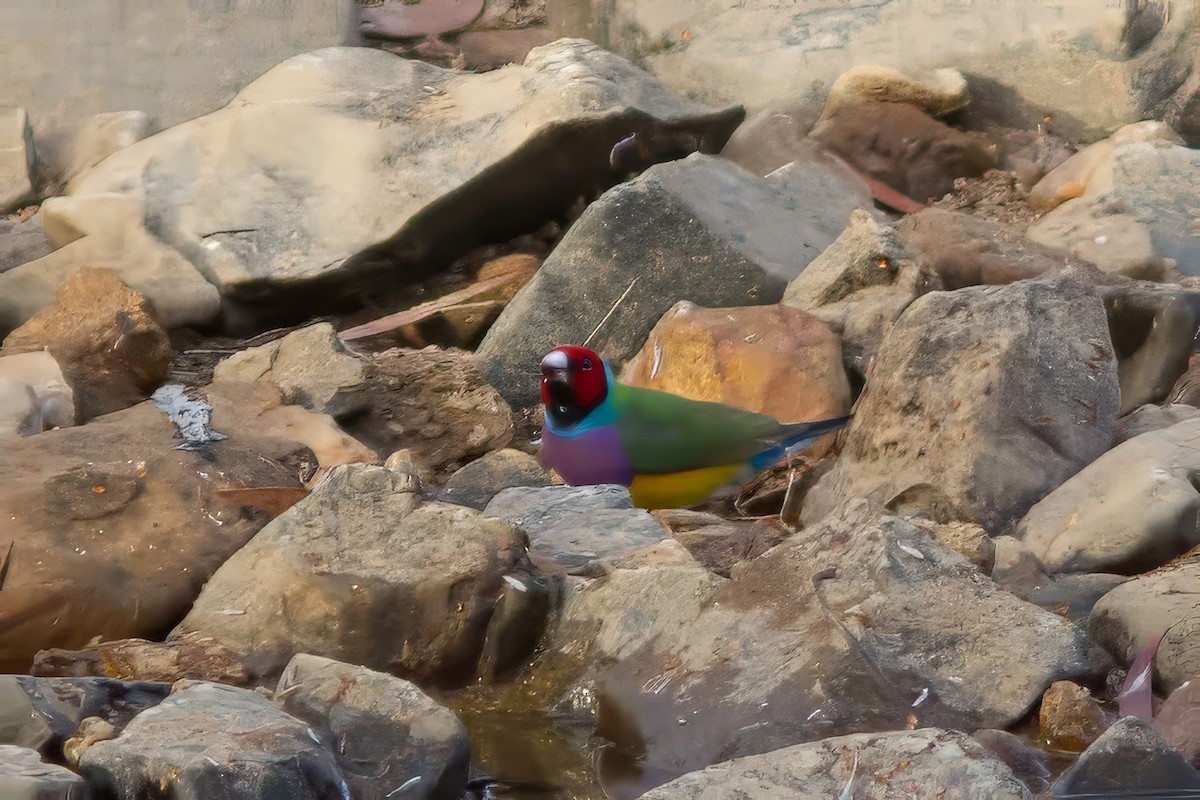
0 0 360 177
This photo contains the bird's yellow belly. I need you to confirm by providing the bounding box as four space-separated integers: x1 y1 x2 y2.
628 463 746 509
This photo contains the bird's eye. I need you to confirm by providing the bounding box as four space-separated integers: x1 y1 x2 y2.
582 358 593 371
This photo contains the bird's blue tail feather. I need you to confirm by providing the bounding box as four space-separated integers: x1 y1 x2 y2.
750 415 852 470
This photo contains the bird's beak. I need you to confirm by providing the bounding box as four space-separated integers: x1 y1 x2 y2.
540 350 571 402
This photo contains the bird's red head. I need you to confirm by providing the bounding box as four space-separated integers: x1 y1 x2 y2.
540 345 608 426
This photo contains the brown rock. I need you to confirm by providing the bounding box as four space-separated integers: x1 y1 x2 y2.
652 509 791 577
340 346 514 478
1156 680 1200 769
620 303 851 438
821 65 969 119
896 207 1074 290
811 101 1000 203
0 402 304 671
2 268 170 422
1039 680 1111 753
30 634 250 686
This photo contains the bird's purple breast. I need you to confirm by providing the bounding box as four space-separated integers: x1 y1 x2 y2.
540 424 635 487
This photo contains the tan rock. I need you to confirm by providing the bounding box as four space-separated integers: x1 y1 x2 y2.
1029 121 1182 211
61 111 152 191
0 194 221 333
0 378 38 442
3 267 170 421
621 302 851 431
1039 680 1110 753
1027 195 1171 281
30 633 250 686
0 350 75 429
911 519 996 574
822 64 969 119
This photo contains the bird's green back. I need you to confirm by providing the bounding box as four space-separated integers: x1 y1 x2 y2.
609 382 784 474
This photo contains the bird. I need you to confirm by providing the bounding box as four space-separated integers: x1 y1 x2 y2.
538 344 852 509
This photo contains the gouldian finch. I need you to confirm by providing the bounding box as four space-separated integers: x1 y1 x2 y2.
538 345 851 509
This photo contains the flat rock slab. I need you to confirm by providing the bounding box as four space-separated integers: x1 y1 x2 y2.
477 153 875 406
640 728 1032 799
4 40 743 333
484 485 669 572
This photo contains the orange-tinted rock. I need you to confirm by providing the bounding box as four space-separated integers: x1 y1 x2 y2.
2 267 169 422
31 634 251 686
621 302 851 430
1039 680 1111 753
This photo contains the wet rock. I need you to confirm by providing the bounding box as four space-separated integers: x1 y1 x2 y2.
40 41 742 332
2 268 170 422
339 253 539 351
205 381 377 473
30 634 250 687
0 213 52 275
174 463 531 686
0 351 75 430
652 509 790 578
717 105 822 177
1117 403 1200 442
0 378 38 442
213 323 366 417
0 194 222 333
1156 680 1200 769
1025 573 1128 631
338 347 512 477
810 101 999 203
0 391 325 670
620 302 851 435
1088 141 1200 276
529 509 1085 779
895 207 1072 290
276 653 470 800
782 210 938 372
1090 547 1200 694
640 728 1029 799
970 729 1050 795
1027 195 1171 281
0 109 35 215
484 485 668 573
1051 716 1200 796
78 681 346 800
476 153 875 407
822 65 969 119
0 745 87 799
0 676 170 757
1039 680 1110 753
59 111 152 191
803 276 1119 534
1029 121 1181 211
1019 418 1200 574
440 449 552 511
1103 281 1200 413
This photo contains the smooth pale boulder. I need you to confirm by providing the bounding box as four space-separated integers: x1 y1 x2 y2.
1019 418 1200 574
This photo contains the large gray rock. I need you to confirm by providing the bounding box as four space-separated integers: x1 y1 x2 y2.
0 108 35 215
7 40 743 333
484 485 670 572
578 0 1197 142
1051 716 1200 796
1018 418 1200 574
519 507 1086 780
804 275 1119 534
1089 548 1200 694
78 682 346 800
477 152 875 406
276 654 470 800
440 449 552 511
173 463 535 686
0 745 88 800
782 209 938 371
640 728 1031 799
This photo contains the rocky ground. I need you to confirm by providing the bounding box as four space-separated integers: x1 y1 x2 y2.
2 2 1200 799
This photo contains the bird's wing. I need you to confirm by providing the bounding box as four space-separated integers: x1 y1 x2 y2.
610 383 784 474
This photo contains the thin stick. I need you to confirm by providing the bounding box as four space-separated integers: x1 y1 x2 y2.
583 278 638 347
